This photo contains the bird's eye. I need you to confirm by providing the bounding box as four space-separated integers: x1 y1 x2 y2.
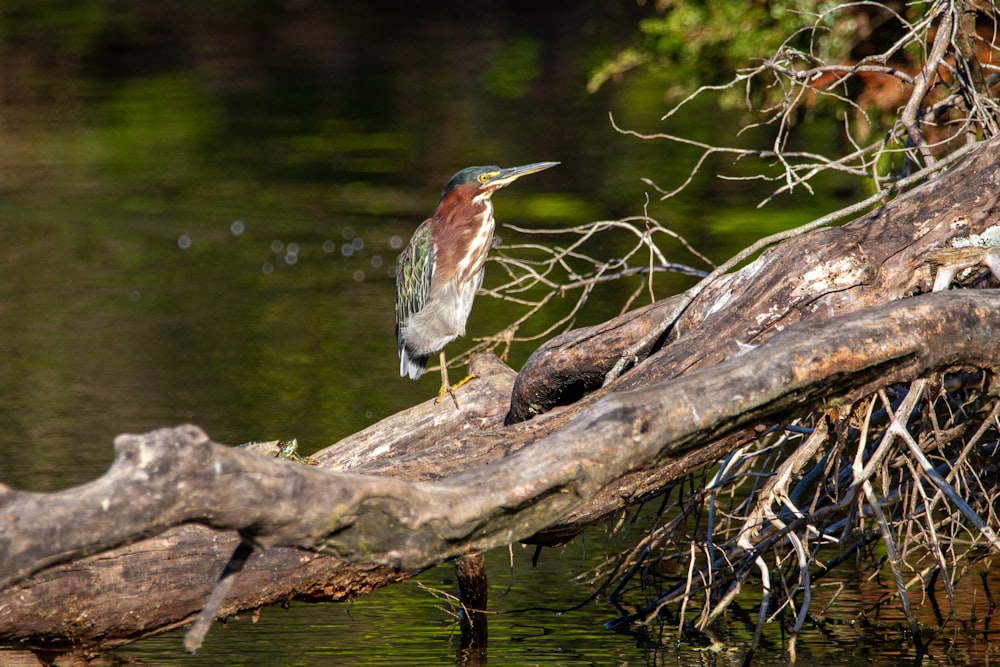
478 173 490 183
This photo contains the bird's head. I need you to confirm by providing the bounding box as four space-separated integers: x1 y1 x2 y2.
440 162 559 200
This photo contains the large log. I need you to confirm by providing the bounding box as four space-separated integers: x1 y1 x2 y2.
0 356 518 656
3 291 999 656
1 137 999 658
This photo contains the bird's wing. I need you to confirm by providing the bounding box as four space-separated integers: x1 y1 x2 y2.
395 220 435 337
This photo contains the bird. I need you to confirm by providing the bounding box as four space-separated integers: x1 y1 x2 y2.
396 161 559 406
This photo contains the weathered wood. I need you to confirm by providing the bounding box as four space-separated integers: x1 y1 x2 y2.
0 522 408 654
312 353 517 476
0 355 517 654
509 133 1000 419
506 295 684 423
2 290 999 654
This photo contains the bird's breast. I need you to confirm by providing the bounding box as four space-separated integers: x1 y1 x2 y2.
432 198 495 287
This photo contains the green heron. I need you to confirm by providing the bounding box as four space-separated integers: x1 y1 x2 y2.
396 161 559 406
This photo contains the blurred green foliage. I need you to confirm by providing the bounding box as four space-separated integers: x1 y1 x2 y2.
482 38 542 98
0 0 106 51
588 0 856 105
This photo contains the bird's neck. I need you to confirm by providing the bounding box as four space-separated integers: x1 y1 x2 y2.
431 192 496 284
436 190 495 235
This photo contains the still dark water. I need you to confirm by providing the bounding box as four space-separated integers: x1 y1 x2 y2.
1 2 994 665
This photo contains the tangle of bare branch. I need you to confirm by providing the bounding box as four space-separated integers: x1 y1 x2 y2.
452 214 710 366
624 1 1000 207
583 369 1000 652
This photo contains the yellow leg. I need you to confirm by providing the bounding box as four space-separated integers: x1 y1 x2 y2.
434 350 477 408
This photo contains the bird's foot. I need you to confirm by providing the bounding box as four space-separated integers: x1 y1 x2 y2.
435 373 478 408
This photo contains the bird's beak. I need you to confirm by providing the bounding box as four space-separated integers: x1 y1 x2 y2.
492 161 560 188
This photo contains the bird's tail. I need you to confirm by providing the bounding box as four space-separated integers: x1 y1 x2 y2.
399 348 429 380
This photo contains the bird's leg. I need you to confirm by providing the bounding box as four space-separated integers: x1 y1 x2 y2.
435 350 477 408
435 351 458 408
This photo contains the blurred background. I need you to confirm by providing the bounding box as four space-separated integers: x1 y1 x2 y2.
0 2 875 664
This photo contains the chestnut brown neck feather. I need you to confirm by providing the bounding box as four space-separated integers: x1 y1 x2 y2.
430 184 495 284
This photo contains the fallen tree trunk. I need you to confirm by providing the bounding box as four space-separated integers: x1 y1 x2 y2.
3 290 999 656
1 137 999 659
0 360 520 657
10 293 1000 586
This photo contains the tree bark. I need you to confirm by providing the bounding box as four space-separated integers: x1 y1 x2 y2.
511 129 1000 418
1 137 999 659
